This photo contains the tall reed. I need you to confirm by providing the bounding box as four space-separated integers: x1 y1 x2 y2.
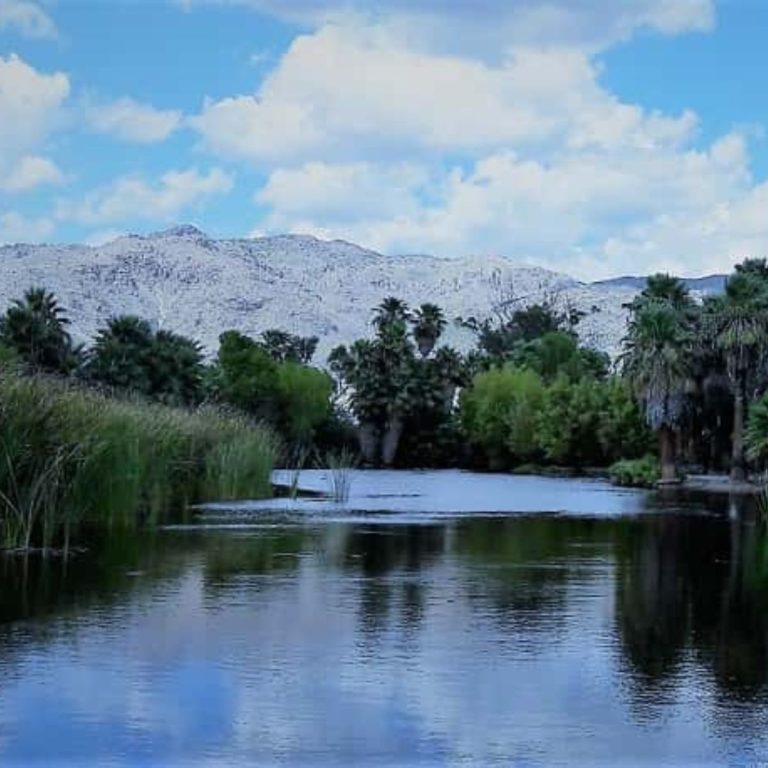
0 371 276 552
323 447 357 503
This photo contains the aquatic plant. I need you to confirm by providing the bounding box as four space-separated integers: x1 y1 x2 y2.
323 448 357 504
608 455 661 488
0 371 276 552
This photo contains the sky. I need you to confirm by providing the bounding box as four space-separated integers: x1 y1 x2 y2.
2 0 768 278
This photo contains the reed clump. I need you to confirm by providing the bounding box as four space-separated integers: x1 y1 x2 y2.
0 371 276 553
323 447 357 503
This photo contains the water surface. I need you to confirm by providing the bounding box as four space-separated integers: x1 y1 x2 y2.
1 472 767 767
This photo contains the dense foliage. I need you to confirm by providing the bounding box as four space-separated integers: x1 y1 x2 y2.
620 261 768 483
85 315 205 406
329 299 465 466
461 368 650 470
0 288 81 374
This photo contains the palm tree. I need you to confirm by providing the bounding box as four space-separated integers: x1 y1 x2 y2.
735 258 768 281
412 303 446 357
372 297 409 333
621 300 693 482
0 287 79 373
259 330 319 364
86 315 154 394
329 340 385 464
432 346 467 410
639 273 693 309
149 330 205 406
703 272 768 481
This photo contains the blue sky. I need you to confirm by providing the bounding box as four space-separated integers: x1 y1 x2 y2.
1 0 767 277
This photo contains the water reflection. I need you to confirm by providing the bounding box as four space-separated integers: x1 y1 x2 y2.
0 490 767 765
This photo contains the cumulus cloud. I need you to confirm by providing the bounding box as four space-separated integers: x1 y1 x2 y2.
0 211 54 243
194 26 698 164
257 161 429 220
2 155 64 192
86 97 183 144
0 54 69 176
146 0 768 278
253 131 761 279
56 167 233 226
177 0 714 55
188 17 755 278
83 229 127 247
0 0 57 39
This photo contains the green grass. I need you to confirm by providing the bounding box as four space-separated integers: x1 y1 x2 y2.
0 371 277 553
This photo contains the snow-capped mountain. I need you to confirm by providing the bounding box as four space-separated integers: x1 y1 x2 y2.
0 225 643 360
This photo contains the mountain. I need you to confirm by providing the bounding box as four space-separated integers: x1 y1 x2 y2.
593 274 727 295
0 226 645 360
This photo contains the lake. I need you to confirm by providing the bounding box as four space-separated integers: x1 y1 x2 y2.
1 471 767 767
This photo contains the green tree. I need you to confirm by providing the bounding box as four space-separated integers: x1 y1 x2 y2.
534 377 651 467
628 273 695 313
621 300 693 482
214 330 279 420
86 315 155 395
412 303 446 358
597 379 654 463
87 317 204 406
515 331 609 383
260 329 318 363
461 367 545 469
0 288 80 374
330 297 459 466
703 272 768 481
275 362 333 447
147 330 205 406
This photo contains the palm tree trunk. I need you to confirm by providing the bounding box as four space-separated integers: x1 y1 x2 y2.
381 415 405 467
659 426 677 483
358 422 380 466
731 386 746 483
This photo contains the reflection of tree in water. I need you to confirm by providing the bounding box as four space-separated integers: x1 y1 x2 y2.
200 530 307 594
614 516 690 689
454 517 603 639
0 526 193 681
615 506 768 704
0 526 184 624
339 525 448 647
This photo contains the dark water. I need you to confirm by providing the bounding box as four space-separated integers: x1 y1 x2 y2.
1 475 768 767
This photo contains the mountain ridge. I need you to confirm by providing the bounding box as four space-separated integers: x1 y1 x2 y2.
0 226 717 360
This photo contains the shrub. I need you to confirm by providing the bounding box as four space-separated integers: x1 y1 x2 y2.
275 362 333 448
608 455 660 488
461 367 545 469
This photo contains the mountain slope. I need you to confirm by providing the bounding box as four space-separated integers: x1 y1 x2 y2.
0 226 640 359
593 274 727 295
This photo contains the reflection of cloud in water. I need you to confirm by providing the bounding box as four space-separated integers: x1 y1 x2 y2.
0 475 767 765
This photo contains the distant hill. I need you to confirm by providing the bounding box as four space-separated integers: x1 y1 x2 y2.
0 226 719 360
593 274 727 295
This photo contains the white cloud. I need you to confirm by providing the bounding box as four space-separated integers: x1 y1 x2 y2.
0 211 54 243
0 0 57 39
195 26 697 163
252 132 762 280
257 161 429 220
2 155 64 192
184 3 768 280
86 97 183 144
56 167 233 226
177 0 714 55
180 0 768 279
0 55 69 176
83 229 126 247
